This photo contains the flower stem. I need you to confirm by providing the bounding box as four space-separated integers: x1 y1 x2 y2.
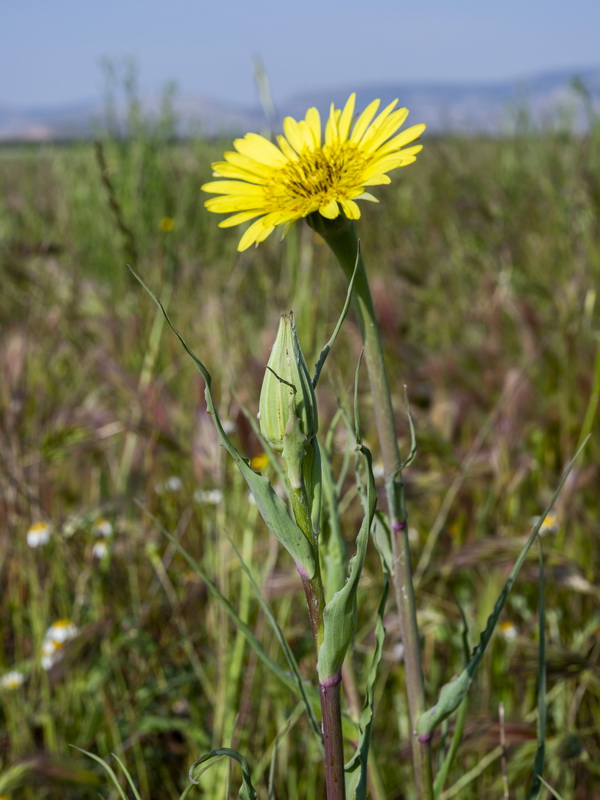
321 673 346 800
291 485 346 800
311 215 434 800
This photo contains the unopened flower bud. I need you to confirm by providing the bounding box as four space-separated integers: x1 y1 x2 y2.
259 313 318 454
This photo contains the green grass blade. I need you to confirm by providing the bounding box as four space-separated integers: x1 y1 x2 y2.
189 747 257 800
70 746 133 800
526 539 547 799
417 436 589 737
111 754 143 800
537 776 565 800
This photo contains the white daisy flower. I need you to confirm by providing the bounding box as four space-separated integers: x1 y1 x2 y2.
0 670 25 690
26 521 53 548
92 518 113 538
194 488 224 506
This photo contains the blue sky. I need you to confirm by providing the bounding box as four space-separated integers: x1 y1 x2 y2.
4 0 600 108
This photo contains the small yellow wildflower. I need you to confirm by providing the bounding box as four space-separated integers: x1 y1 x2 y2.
250 453 269 472
159 217 176 233
202 93 425 250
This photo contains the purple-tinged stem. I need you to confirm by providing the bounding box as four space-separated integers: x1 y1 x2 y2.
321 673 346 800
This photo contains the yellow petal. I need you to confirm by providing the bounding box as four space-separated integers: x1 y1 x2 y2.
350 99 380 143
339 199 361 219
283 117 307 154
205 195 263 213
219 211 262 228
238 218 271 251
355 192 379 203
361 173 392 186
254 223 276 243
234 133 287 166
372 122 425 157
360 100 400 148
222 151 274 175
210 163 266 182
324 104 340 145
337 93 356 141
363 109 410 153
276 134 299 161
305 107 322 147
319 199 340 219
201 180 264 195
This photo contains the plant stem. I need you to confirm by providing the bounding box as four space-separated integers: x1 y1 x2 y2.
321 673 346 800
312 215 434 800
291 484 346 800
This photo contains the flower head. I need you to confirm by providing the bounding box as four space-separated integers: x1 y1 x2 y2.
250 453 269 472
202 93 425 250
0 670 25 690
92 518 114 538
259 312 317 453
159 217 176 233
26 521 53 548
92 540 109 559
194 487 224 506
500 620 519 642
41 619 79 670
531 511 560 536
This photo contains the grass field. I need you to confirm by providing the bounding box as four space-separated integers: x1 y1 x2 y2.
1 104 599 799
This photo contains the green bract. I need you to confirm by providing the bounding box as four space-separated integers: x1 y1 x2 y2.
259 312 318 453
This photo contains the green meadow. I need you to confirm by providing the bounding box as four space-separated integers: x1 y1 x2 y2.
1 105 599 799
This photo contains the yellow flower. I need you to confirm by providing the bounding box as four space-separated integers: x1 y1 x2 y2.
202 93 425 251
159 217 176 233
250 453 269 472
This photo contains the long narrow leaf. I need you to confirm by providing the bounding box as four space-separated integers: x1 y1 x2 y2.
417 437 589 737
129 266 315 578
227 535 321 739
139 506 309 695
111 754 144 800
433 599 471 797
189 748 257 800
526 540 547 799
537 776 565 800
70 747 135 800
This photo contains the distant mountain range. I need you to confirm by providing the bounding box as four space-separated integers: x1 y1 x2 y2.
1 66 599 141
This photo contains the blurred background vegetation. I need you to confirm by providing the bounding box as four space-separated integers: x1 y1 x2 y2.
0 84 599 799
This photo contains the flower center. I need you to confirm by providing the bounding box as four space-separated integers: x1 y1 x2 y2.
264 143 367 212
